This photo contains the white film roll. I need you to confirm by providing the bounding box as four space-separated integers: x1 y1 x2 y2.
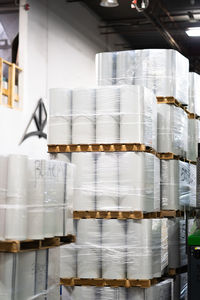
44 160 57 238
35 249 48 297
48 88 71 145
77 219 101 278
96 86 120 144
0 253 13 300
15 252 36 300
72 88 95 144
96 52 115 86
127 219 153 279
60 244 76 278
161 160 180 210
53 161 66 236
119 153 157 212
27 159 45 239
102 219 126 279
116 51 135 85
5 155 28 240
120 85 144 144
96 153 118 211
72 153 95 211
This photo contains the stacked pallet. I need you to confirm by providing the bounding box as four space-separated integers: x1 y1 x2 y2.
0 154 75 299
48 48 199 300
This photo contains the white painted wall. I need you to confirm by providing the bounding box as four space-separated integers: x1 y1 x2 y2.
0 0 126 158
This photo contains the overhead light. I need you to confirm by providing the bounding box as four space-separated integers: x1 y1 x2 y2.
100 0 119 7
186 27 200 36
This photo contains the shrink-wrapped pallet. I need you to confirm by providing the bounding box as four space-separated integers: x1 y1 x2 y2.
68 219 168 280
72 152 159 212
0 155 74 240
48 85 157 149
96 49 189 105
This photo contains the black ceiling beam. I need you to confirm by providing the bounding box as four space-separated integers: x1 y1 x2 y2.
140 0 186 54
99 20 200 30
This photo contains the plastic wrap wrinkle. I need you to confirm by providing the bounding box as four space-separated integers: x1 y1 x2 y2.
96 49 189 105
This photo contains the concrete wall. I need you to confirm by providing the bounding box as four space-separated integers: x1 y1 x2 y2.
0 0 126 158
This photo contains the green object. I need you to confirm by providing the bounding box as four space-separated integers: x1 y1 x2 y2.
188 230 200 246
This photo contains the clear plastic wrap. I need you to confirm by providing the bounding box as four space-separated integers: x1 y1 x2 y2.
187 118 200 161
0 154 74 241
161 160 195 209
96 49 189 105
61 279 174 300
157 104 188 157
48 85 157 150
60 219 168 280
168 218 194 269
174 273 188 300
72 152 160 212
188 72 200 116
0 248 60 300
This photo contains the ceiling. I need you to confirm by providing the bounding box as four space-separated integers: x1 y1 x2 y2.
68 0 200 72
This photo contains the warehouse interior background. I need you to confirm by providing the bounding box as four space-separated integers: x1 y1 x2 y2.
0 1 200 299
1 0 200 158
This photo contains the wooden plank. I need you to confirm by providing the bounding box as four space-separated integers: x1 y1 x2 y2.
48 144 156 154
0 235 75 253
159 210 184 218
8 63 15 108
60 278 159 288
73 211 145 220
168 265 187 276
157 97 192 117
158 152 180 160
59 234 76 244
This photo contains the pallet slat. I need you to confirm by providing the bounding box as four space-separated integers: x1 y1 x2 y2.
0 234 75 253
73 211 160 220
167 265 187 276
60 278 159 288
157 96 200 120
158 152 197 164
48 144 156 154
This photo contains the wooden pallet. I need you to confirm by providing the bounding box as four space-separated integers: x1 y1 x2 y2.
73 211 159 220
48 144 156 154
0 234 75 253
157 97 190 114
167 265 187 276
60 277 159 288
188 113 200 120
158 152 197 164
159 210 184 218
